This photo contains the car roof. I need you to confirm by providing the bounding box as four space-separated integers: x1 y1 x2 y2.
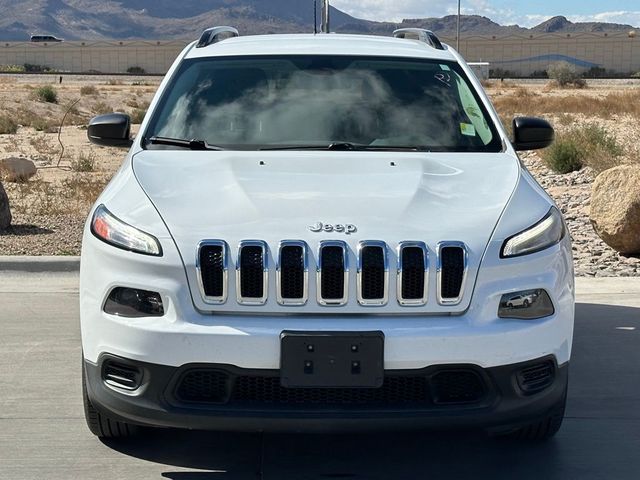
185 34 458 62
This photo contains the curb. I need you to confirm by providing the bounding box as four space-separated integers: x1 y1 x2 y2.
0 256 80 273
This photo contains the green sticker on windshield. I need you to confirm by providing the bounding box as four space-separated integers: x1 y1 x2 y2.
440 64 451 71
460 123 476 136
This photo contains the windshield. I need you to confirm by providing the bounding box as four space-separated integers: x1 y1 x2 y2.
144 55 502 152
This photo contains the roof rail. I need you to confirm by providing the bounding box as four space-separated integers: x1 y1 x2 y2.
196 27 239 48
393 28 445 50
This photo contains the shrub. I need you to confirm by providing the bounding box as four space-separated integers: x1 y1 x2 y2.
35 85 58 103
24 63 53 73
92 101 112 115
71 151 96 172
130 108 147 124
547 62 587 88
0 64 25 73
0 115 18 134
543 138 583 173
80 85 98 96
127 66 146 75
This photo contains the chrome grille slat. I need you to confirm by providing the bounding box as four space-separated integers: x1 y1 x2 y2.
236 240 268 305
357 241 388 306
317 240 349 306
277 240 308 306
397 241 428 306
437 242 468 306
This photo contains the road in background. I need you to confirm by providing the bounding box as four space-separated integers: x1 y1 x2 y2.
1 272 639 479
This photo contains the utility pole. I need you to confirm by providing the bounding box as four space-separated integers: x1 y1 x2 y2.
457 0 461 50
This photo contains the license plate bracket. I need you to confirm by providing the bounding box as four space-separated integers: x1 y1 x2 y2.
280 331 384 388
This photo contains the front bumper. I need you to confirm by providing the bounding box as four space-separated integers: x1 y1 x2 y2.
85 354 568 433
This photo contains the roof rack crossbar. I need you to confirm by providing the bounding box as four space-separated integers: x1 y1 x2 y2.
393 28 445 50
196 26 239 48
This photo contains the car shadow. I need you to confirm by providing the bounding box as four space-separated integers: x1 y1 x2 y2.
104 302 640 480
0 223 53 236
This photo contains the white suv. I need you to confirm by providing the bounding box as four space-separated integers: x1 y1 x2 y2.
81 26 574 440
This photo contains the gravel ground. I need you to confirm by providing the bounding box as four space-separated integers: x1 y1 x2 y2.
521 152 640 277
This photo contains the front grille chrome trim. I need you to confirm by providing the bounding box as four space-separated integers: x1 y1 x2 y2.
276 240 309 306
356 240 389 306
317 240 349 306
196 240 229 304
236 240 269 306
437 241 468 306
396 241 429 306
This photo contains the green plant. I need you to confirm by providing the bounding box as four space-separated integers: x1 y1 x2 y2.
543 137 583 173
0 115 18 134
547 62 587 88
127 66 146 75
0 64 25 73
71 151 96 172
35 85 58 103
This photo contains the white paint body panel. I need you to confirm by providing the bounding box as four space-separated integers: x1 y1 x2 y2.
80 33 574 371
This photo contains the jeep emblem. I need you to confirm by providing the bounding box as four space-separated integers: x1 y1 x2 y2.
308 222 357 235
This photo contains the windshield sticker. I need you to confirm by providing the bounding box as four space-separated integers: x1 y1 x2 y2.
434 72 451 87
440 64 451 71
460 123 476 136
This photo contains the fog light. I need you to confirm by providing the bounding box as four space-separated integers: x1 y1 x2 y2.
104 287 164 317
498 289 554 320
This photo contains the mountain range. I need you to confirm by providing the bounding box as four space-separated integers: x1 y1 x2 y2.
0 0 636 40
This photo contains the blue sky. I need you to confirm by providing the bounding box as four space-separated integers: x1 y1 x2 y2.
331 0 640 27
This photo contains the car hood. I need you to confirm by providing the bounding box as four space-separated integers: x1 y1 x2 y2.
132 150 520 314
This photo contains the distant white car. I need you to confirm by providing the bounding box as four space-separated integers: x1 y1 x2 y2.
80 26 574 441
30 34 63 43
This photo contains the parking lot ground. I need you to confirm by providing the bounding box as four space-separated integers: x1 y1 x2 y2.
1 272 639 479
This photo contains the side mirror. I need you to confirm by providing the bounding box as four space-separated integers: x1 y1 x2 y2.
87 113 133 148
512 117 554 151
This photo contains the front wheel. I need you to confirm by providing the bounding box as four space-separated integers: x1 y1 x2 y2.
82 361 138 439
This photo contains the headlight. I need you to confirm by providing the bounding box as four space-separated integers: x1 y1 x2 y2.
91 204 162 256
501 207 565 258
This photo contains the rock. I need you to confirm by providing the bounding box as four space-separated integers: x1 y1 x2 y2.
0 181 11 230
0 157 37 182
590 165 640 255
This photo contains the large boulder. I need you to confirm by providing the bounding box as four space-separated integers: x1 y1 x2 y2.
0 181 11 230
590 165 640 255
0 157 37 182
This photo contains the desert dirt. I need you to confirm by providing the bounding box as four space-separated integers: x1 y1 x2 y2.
0 74 639 276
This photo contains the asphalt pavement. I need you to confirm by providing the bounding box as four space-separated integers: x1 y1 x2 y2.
1 272 639 480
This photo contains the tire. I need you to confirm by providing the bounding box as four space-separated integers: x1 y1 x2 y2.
523 299 530 308
82 362 138 439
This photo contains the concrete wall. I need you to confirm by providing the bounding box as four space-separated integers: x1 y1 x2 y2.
0 32 639 76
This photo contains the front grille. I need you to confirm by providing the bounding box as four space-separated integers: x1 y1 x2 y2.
173 368 488 408
397 242 428 305
430 370 485 404
318 241 348 305
198 241 227 303
517 361 555 394
102 361 142 390
358 242 388 305
277 242 307 305
196 239 468 307
438 243 467 304
237 241 267 304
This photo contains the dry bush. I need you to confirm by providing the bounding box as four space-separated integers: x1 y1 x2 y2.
34 85 58 103
130 108 147 124
547 62 587 89
92 101 113 115
71 151 96 172
80 85 98 96
0 115 18 134
29 134 59 162
106 78 122 86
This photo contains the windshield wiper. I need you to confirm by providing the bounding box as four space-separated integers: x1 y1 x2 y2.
259 143 430 152
146 136 225 151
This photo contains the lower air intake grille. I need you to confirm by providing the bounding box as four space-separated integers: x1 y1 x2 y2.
102 361 142 390
176 369 229 404
199 244 225 298
430 370 485 404
517 361 555 394
439 245 466 302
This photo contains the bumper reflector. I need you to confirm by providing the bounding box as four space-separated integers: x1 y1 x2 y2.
498 289 554 320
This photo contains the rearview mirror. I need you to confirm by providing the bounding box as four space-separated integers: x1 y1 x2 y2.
87 113 133 148
512 117 554 151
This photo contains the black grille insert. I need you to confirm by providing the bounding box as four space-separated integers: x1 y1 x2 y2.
360 246 386 300
199 244 225 299
400 246 426 301
430 370 485 404
320 245 346 301
279 245 305 300
176 369 230 404
517 361 555 394
440 246 465 300
239 245 265 299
